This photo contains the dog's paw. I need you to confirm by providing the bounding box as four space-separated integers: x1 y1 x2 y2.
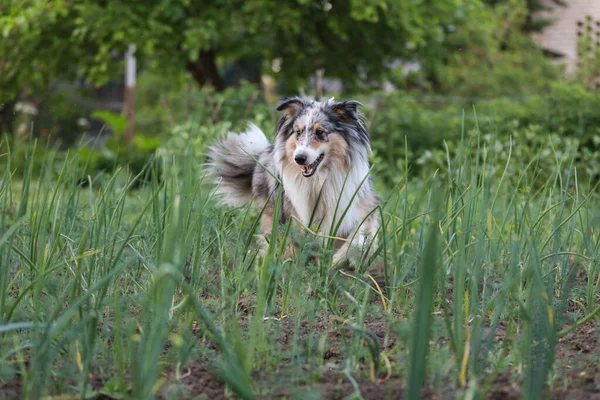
332 236 375 269
332 247 352 268
255 234 269 257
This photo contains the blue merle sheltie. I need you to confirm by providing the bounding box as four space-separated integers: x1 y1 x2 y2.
206 97 380 264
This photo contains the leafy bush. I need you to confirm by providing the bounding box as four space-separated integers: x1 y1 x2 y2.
153 76 277 162
368 82 600 185
135 72 274 138
434 0 561 98
159 121 234 164
408 126 598 186
78 111 162 186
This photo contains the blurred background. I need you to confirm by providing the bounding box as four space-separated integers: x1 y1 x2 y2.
1 0 600 186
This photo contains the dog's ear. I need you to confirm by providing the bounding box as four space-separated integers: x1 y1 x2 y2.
276 97 305 117
331 100 363 121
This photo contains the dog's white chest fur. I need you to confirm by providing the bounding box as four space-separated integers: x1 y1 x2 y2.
281 161 369 237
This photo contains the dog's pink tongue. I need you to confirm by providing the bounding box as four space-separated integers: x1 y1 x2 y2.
303 166 311 174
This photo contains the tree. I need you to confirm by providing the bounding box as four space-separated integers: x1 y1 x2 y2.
0 1 83 122
1 0 476 99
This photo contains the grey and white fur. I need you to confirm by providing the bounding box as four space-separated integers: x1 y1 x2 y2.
206 97 380 264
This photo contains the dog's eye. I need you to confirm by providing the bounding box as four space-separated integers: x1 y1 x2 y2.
295 130 302 136
315 129 325 138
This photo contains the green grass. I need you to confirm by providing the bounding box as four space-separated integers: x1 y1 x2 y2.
0 125 599 400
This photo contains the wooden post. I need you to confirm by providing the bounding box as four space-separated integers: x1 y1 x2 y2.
124 44 136 143
315 68 324 101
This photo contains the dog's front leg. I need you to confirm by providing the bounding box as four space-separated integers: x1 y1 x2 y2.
255 213 274 257
257 211 300 261
332 213 379 266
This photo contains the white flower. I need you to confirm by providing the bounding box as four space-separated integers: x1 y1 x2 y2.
14 102 38 116
77 118 90 128
416 150 432 165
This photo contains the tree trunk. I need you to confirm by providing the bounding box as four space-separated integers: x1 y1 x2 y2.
314 68 324 101
124 44 136 144
124 86 135 143
0 100 16 136
186 50 225 91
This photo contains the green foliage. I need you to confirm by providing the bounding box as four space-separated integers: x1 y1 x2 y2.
74 111 161 185
575 16 600 90
91 111 128 139
2 0 546 99
135 73 273 138
0 1 78 106
136 72 277 166
435 0 561 96
484 0 565 31
368 82 600 185
249 0 470 89
160 121 232 162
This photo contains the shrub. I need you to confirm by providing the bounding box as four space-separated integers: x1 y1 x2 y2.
77 111 162 186
368 82 600 185
135 72 274 138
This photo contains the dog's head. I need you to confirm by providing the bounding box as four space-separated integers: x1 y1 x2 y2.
274 97 370 178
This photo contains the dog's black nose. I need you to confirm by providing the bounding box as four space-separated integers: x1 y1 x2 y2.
294 154 308 165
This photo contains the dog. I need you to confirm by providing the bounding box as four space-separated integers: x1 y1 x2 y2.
206 97 380 264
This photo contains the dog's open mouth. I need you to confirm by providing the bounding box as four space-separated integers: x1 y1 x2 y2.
302 154 324 177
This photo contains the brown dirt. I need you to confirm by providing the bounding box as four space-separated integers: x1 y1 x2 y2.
279 378 408 400
171 314 599 399
0 379 21 400
484 320 600 400
2 308 597 399
553 321 600 398
167 365 425 400
161 364 228 400
485 376 520 400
